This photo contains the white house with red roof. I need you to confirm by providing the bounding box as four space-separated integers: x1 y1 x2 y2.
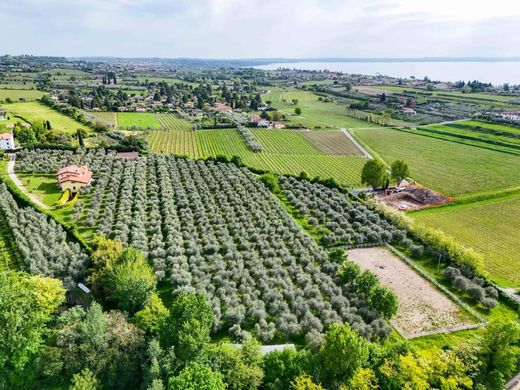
56 165 92 193
0 132 15 150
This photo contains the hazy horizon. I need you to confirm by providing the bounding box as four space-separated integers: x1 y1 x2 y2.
1 0 519 59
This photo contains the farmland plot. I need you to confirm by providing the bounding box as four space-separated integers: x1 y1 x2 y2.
413 195 520 287
117 112 161 129
348 247 478 338
354 128 520 196
301 130 364 156
17 150 396 342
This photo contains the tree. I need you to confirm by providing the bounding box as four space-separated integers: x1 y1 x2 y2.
291 98 299 105
104 248 156 314
328 248 346 264
368 285 398 320
132 293 168 334
262 349 312 390
168 362 225 390
390 160 409 184
319 323 370 387
16 127 37 145
45 302 145 389
295 107 302 115
291 374 324 390
361 159 388 189
0 272 65 386
70 368 99 390
259 174 280 193
159 293 214 364
479 319 520 389
344 368 378 390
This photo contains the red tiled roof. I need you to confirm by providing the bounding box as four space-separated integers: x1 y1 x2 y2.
57 164 86 176
58 170 92 185
0 133 12 140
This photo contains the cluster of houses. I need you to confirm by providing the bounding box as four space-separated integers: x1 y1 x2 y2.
248 114 285 129
499 111 520 122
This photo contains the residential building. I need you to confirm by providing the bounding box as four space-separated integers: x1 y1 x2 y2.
56 165 92 193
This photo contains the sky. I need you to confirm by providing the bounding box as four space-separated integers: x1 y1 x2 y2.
1 0 520 59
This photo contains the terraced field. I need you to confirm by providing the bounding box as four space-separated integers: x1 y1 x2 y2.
413 195 520 287
301 130 364 156
354 127 520 196
1 102 90 134
117 112 161 129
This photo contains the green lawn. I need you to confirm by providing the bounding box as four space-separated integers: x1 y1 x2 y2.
263 89 386 129
1 102 90 134
0 89 47 102
412 194 520 287
117 112 161 129
353 127 520 196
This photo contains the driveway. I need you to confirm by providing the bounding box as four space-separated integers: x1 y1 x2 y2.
6 155 49 210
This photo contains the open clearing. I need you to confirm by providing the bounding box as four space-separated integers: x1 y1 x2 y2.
1 102 90 134
354 127 520 196
348 247 477 338
117 112 161 129
263 89 386 129
413 195 520 287
300 130 364 156
0 89 47 102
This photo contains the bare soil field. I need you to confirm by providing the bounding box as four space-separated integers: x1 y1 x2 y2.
376 185 453 211
348 247 477 338
300 130 364 156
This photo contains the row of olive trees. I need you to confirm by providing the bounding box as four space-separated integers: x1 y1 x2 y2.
0 184 89 288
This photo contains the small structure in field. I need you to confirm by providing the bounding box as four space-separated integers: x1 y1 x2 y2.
115 151 139 160
57 165 92 193
0 109 6 121
0 132 15 150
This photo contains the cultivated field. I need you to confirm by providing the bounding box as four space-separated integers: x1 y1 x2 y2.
413 195 520 287
263 89 385 129
117 112 161 129
147 129 200 157
0 89 47 102
348 247 478 338
195 129 367 187
86 111 118 127
1 102 90 134
250 129 320 155
155 113 192 130
300 130 364 155
354 128 520 196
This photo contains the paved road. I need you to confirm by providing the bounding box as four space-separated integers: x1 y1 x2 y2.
6 155 49 210
340 128 373 159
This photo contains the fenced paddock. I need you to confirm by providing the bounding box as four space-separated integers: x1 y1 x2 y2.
348 247 484 338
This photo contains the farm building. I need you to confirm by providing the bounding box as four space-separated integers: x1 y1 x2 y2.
0 132 15 150
56 164 92 193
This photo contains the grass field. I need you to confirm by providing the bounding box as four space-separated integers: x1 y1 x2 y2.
117 112 161 129
412 195 520 287
85 111 118 126
300 130 364 156
0 89 47 102
354 127 520 196
263 89 386 129
1 102 90 134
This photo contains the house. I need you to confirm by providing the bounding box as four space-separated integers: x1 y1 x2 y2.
56 165 92 193
500 112 520 122
402 107 416 115
0 132 15 150
257 119 270 127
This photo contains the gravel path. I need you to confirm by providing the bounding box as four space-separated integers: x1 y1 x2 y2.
340 128 372 159
6 155 49 210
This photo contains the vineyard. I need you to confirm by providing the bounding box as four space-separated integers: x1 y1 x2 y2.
16 149 397 342
354 127 520 196
413 195 520 286
300 131 364 156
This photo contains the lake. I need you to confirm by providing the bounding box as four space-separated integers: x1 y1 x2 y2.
253 61 520 85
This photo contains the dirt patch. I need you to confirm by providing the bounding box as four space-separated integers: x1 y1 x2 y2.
376 185 453 211
348 247 477 338
300 131 364 156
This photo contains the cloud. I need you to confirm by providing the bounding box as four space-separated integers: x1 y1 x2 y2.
0 0 519 58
